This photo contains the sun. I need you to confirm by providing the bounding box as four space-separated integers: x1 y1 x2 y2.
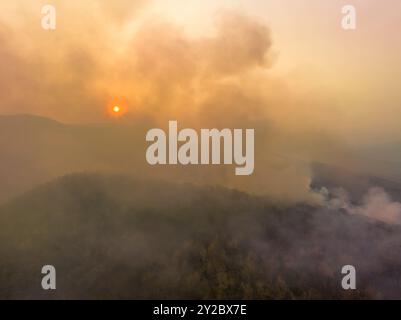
107 98 128 118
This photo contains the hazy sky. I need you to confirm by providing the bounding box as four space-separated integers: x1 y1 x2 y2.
0 0 401 143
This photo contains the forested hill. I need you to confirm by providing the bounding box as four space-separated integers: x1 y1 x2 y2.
0 174 400 299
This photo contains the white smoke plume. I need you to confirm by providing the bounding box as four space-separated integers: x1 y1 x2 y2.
326 187 401 225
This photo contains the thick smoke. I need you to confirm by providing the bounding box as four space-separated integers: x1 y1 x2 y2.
0 1 397 203
326 187 401 225
0 2 352 203
1 2 401 300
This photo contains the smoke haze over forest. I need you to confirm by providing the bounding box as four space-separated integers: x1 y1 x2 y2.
1 1 401 299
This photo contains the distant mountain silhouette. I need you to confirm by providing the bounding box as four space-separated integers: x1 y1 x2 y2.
0 114 62 126
0 114 149 203
311 162 401 203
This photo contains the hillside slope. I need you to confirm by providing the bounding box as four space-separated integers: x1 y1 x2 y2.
1 174 401 299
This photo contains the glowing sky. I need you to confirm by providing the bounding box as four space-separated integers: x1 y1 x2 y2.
1 0 401 142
